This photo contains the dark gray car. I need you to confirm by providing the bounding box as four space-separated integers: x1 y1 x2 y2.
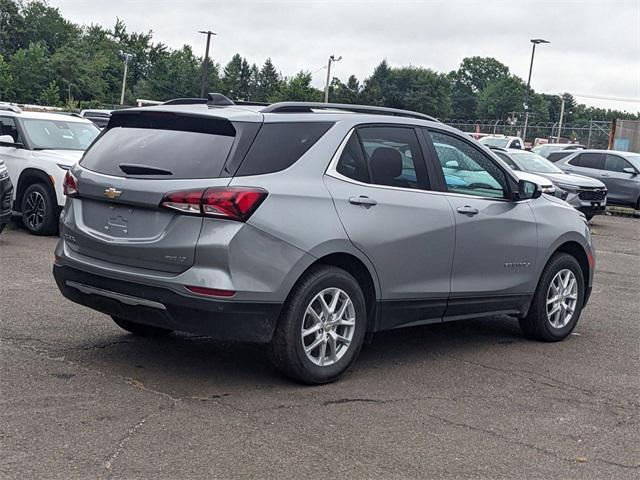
557 150 640 209
492 148 608 220
52 96 596 384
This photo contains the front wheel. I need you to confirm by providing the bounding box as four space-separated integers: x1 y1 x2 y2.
21 183 59 235
519 253 585 341
270 265 367 384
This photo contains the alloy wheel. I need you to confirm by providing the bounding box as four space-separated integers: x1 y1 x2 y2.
546 269 578 328
24 191 46 230
301 287 356 366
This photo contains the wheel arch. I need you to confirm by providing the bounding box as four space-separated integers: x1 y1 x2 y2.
287 251 380 333
546 240 592 308
15 168 55 212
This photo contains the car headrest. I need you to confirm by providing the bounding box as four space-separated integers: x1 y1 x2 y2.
370 147 403 184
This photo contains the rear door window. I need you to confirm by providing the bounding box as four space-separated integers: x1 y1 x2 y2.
81 114 236 179
356 126 429 190
570 153 604 169
236 122 333 176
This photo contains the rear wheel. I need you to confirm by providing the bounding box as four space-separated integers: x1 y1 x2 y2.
270 265 366 384
111 316 173 337
21 183 58 235
519 253 584 341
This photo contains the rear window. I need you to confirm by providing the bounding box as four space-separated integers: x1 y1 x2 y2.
236 122 333 176
81 114 235 179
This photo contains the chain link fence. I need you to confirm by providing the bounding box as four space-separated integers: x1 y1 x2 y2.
443 119 612 149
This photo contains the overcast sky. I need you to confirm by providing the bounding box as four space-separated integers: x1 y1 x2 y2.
51 0 640 113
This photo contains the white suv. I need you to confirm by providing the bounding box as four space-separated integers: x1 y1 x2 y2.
479 135 525 150
0 105 100 234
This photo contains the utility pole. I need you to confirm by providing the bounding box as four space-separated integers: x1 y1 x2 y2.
120 52 133 105
556 94 566 143
198 30 217 98
324 55 342 103
522 38 550 143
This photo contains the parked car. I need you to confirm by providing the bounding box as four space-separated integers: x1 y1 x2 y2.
478 135 525 149
557 150 640 209
0 157 12 234
53 96 595 384
532 143 586 159
490 147 607 220
0 104 100 234
79 109 112 129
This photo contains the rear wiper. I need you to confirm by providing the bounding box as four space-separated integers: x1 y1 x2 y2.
118 163 173 175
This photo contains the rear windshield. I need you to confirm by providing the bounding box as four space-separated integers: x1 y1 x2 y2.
81 119 235 179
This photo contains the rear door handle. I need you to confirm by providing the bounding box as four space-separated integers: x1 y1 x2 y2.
600 173 610 177
349 195 377 207
456 205 479 215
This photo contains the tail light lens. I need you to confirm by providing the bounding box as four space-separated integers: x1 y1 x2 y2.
63 171 79 197
160 187 267 222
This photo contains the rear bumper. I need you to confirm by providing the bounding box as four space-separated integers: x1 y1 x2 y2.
0 174 13 223
53 264 282 343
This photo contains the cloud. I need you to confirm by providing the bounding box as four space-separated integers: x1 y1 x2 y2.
51 0 640 112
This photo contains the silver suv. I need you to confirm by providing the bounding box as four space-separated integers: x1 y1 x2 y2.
53 96 595 384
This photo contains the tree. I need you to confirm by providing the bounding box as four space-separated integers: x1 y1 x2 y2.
269 71 322 102
0 54 15 99
456 56 510 93
256 58 281 102
9 42 52 103
361 60 391 105
476 75 526 119
38 80 61 106
0 0 25 58
330 75 361 104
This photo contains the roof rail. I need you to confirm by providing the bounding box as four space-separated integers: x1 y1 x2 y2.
486 145 508 152
0 103 22 113
261 102 439 122
234 100 270 106
162 98 207 105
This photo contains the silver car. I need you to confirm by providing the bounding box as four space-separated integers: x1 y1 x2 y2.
53 97 596 384
491 148 607 220
557 149 640 210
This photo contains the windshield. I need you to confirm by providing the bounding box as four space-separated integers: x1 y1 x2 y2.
479 137 510 147
21 118 100 151
625 154 640 170
510 151 564 173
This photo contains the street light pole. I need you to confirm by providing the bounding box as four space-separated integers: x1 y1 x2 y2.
120 52 133 105
522 38 549 143
324 55 342 103
198 30 217 98
556 94 566 143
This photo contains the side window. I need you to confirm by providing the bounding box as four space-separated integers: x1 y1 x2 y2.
356 126 429 190
604 154 631 173
0 116 22 143
571 153 603 169
495 152 520 170
237 122 333 176
429 130 509 199
336 133 369 183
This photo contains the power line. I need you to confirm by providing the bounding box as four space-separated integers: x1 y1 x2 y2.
572 93 640 103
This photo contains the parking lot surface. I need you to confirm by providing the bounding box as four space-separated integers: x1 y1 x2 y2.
1 215 639 479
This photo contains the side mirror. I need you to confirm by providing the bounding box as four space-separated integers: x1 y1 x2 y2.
445 160 459 169
516 179 542 200
622 167 638 176
0 135 16 145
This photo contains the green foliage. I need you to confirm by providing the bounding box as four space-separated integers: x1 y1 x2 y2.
38 80 61 106
0 0 636 124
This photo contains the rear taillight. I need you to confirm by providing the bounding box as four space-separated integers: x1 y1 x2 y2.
63 171 79 197
160 187 267 222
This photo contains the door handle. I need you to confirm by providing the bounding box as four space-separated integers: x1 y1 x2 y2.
600 173 610 177
456 205 479 215
349 195 377 207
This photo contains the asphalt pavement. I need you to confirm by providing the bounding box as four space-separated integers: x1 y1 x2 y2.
1 214 638 479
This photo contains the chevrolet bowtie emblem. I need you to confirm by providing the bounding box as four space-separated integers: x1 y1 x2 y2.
104 187 122 199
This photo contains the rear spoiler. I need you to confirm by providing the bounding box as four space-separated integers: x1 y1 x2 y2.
107 110 235 136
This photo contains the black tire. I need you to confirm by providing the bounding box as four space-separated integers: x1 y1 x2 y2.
21 183 58 235
111 316 173 337
519 253 585 342
270 265 367 384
